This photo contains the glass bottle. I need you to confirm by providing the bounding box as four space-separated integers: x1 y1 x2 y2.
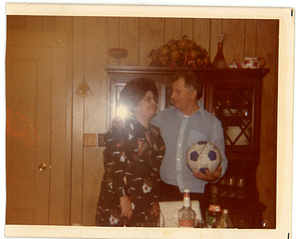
213 41 227 68
206 185 222 228
217 209 234 228
178 189 196 228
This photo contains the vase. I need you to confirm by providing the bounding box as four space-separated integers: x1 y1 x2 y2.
213 42 227 68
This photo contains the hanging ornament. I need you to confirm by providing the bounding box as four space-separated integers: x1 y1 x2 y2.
75 82 93 97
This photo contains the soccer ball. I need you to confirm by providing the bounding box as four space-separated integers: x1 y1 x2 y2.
186 141 222 174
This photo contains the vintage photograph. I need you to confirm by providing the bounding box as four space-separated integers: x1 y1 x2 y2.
4 3 294 239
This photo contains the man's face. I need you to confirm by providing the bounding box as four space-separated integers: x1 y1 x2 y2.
171 77 195 113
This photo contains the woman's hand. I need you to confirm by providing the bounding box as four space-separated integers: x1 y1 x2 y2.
120 196 132 220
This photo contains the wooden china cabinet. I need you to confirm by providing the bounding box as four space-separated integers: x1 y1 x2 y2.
105 66 269 228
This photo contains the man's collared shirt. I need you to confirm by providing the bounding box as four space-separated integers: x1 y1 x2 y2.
151 102 228 193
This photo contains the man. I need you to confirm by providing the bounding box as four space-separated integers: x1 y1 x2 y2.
151 71 228 220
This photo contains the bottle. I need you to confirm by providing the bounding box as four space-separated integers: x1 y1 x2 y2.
212 35 227 68
217 209 234 228
206 185 222 228
178 189 196 228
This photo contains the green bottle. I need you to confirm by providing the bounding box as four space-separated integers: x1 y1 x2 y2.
206 186 222 228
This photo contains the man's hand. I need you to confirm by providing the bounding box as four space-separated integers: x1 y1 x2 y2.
120 196 132 220
193 165 222 182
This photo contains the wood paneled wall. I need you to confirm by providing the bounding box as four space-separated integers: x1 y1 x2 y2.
6 15 278 228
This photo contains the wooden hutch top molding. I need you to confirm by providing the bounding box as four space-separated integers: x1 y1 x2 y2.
104 65 270 81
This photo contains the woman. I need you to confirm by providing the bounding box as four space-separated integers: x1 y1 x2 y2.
95 77 165 227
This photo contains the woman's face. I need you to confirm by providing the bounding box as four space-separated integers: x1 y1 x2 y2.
135 91 157 122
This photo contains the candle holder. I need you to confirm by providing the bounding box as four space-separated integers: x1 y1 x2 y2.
108 48 128 65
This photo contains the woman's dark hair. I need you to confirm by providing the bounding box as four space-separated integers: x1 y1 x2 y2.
172 71 203 100
119 77 158 113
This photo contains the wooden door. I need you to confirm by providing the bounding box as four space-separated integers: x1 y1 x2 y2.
6 45 52 225
6 27 71 225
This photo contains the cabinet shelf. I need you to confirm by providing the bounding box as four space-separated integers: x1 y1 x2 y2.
218 116 252 120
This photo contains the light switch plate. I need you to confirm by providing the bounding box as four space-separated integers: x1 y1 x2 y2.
83 133 97 147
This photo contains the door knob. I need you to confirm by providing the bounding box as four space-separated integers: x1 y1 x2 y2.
38 163 47 171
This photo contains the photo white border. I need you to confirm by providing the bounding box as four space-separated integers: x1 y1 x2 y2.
3 2 296 239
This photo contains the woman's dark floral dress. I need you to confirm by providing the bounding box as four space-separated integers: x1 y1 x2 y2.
95 116 165 227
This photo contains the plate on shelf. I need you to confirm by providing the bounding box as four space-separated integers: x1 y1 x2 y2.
226 126 250 145
222 109 237 116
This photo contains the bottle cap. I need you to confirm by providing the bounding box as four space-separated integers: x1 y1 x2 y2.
211 185 218 194
223 209 229 214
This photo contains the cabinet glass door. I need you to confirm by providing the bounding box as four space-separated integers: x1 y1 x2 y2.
214 88 254 146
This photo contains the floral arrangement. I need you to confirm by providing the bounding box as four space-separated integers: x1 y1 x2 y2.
148 35 211 69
